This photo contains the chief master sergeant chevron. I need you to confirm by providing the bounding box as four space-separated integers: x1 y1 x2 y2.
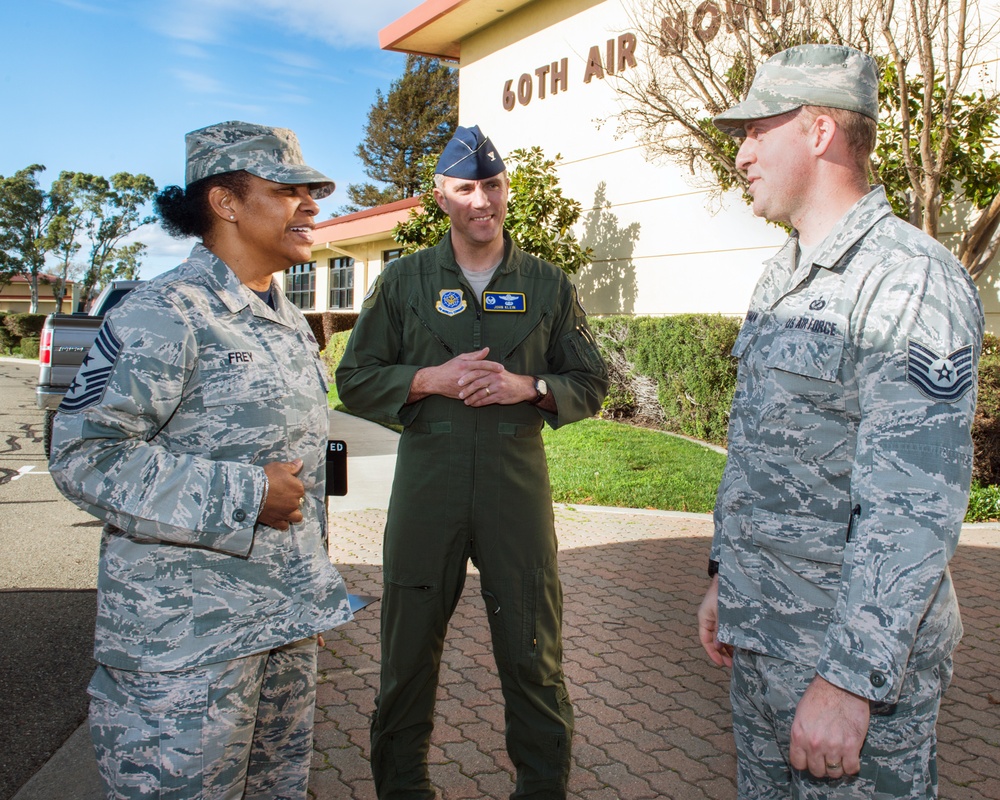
696 45 984 798
336 124 608 799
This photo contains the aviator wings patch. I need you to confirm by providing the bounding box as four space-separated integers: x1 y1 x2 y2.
906 341 974 402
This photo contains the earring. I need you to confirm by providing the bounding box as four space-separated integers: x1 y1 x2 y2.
229 215 235 220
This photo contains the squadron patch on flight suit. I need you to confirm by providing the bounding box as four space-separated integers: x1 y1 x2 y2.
59 323 123 412
907 341 975 402
436 289 467 316
483 292 525 312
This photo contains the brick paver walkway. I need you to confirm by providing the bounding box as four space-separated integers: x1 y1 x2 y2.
314 507 1000 800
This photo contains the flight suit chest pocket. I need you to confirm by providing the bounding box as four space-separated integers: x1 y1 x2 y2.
407 296 460 357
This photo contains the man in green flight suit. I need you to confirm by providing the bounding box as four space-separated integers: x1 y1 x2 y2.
336 125 608 799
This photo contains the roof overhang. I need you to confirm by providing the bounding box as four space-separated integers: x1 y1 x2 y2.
379 0 535 60
313 196 422 250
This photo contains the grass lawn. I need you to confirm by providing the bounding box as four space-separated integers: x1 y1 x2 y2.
542 418 725 513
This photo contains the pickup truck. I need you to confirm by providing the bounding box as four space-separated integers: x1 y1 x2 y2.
37 280 142 456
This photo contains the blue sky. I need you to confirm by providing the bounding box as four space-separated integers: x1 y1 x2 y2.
0 0 421 277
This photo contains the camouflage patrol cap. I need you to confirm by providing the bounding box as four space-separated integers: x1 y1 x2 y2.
184 120 335 199
713 45 879 136
435 125 506 180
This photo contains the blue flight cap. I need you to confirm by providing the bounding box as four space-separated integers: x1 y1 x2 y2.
435 125 506 179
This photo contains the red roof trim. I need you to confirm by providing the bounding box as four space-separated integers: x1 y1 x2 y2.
317 195 423 230
379 0 470 54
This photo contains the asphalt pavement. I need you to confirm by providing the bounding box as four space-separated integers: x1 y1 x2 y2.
3 357 999 800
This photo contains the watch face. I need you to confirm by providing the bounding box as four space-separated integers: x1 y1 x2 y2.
537 378 548 396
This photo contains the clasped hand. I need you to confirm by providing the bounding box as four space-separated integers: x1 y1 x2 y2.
411 347 534 406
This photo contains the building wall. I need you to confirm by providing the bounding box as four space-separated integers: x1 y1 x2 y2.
454 0 1000 329
309 235 403 312
0 280 79 315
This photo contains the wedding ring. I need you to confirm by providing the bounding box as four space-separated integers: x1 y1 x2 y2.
826 762 842 770
485 387 491 396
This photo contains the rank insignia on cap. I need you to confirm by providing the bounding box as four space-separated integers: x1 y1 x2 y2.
59 323 123 412
484 292 525 312
906 341 974 402
436 289 467 316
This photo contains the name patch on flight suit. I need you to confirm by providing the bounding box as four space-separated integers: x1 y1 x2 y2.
436 289 467 316
483 292 526 312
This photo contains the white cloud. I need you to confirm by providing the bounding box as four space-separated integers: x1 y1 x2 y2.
123 224 196 280
170 69 227 95
156 0 417 49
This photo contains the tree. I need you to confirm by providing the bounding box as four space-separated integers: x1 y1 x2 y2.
394 148 592 275
341 55 458 214
0 165 54 312
42 171 92 313
0 167 157 311
75 171 158 307
617 0 1000 279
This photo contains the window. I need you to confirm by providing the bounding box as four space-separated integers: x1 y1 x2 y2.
285 261 315 309
382 248 403 264
329 257 355 310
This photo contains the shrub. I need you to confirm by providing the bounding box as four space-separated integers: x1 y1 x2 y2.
19 336 40 360
972 333 1000 486
966 483 1000 522
0 325 14 354
3 313 47 338
320 330 353 383
592 314 739 446
303 311 358 351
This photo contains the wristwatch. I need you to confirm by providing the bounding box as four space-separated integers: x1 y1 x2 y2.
530 377 549 405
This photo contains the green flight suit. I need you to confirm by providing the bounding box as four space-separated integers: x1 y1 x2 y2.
336 232 608 799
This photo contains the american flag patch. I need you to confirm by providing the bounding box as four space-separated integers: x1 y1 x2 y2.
59 323 123 412
906 341 974 403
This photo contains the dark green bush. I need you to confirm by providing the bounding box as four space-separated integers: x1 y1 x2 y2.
593 314 740 446
3 313 47 338
972 333 1000 487
19 336 40 360
319 311 999 489
320 330 353 382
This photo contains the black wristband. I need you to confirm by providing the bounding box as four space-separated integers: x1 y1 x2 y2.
707 559 720 578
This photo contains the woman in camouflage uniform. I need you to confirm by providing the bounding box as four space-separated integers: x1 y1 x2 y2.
49 121 352 799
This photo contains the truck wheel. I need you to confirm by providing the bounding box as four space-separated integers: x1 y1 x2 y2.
43 410 55 459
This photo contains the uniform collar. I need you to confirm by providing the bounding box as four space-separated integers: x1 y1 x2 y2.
801 186 894 272
768 186 894 293
188 243 294 326
438 230 518 276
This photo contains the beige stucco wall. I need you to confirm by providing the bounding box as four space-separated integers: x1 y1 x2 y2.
311 235 401 312
456 0 1000 329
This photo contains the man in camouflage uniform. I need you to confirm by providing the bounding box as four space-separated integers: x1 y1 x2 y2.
337 125 608 799
49 121 353 799
696 45 983 798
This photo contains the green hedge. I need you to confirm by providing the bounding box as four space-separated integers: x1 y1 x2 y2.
320 329 353 379
19 336 40 360
3 313 47 338
591 315 740 446
304 311 359 352
973 333 1000 486
319 313 1000 490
